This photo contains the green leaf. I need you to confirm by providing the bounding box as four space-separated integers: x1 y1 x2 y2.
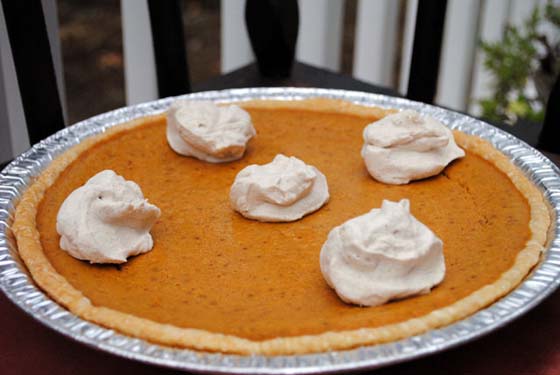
477 1 558 125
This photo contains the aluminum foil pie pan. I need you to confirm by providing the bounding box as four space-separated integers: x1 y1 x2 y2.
1 88 559 374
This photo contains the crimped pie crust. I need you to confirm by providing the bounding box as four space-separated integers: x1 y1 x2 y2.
12 99 550 355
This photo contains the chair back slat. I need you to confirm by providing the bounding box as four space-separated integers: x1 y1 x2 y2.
245 0 299 78
406 0 447 103
147 0 190 97
1 0 64 144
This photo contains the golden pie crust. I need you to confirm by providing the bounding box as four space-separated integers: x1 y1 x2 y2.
12 99 551 355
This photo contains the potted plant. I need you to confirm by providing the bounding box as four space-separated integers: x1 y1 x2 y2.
478 1 559 138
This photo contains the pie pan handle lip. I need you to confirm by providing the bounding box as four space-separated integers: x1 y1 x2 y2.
0 87 559 374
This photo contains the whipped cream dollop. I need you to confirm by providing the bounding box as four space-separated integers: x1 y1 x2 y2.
320 199 445 306
56 170 161 264
361 110 465 184
230 154 329 222
167 100 256 163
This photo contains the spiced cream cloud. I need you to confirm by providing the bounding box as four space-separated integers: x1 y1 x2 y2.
56 170 160 264
361 110 464 184
230 154 329 222
320 199 445 306
167 100 256 163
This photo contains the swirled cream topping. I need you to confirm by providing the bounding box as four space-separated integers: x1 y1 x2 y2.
320 199 445 306
167 100 256 163
230 154 329 222
361 110 465 184
56 170 161 264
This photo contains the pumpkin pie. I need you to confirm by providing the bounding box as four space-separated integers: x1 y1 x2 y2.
12 99 551 355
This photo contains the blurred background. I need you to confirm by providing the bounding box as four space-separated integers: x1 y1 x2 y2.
0 0 558 162
58 0 220 123
57 0 355 124
58 0 560 122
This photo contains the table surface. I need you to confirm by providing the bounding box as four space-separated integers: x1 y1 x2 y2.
1 144 558 375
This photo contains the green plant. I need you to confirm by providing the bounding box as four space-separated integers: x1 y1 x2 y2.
479 1 560 125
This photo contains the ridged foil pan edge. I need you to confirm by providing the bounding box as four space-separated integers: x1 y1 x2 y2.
1 88 559 374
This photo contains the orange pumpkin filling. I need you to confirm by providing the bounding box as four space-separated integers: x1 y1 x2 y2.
36 108 530 341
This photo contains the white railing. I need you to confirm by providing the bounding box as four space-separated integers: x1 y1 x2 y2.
436 0 482 111
353 0 400 87
121 0 158 105
296 0 344 71
221 0 253 74
221 0 549 113
0 0 550 161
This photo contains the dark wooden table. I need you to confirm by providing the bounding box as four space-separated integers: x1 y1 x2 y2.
1 256 560 375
